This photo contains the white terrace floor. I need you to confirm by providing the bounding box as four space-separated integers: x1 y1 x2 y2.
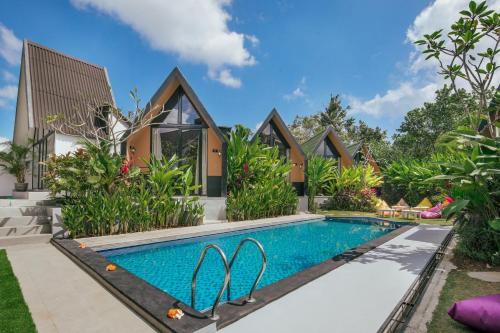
4 214 451 333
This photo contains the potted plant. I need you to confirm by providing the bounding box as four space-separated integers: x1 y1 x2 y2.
0 141 31 192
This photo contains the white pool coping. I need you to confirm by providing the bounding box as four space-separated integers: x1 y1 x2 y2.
77 213 324 250
220 224 452 333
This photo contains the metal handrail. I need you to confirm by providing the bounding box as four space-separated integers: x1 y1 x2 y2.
191 244 230 320
227 238 267 303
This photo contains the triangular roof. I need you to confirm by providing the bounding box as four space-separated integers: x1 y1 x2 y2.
20 40 115 133
143 67 226 142
346 142 363 156
301 126 354 164
253 108 305 158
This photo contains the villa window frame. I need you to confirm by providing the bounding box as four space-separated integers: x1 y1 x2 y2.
259 120 291 160
319 138 342 170
150 86 208 195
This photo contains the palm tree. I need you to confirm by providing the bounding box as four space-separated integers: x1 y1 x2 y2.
0 141 31 190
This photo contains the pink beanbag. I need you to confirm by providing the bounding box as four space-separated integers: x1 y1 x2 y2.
421 203 442 219
448 294 500 332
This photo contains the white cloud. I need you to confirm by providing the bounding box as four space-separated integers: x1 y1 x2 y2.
348 81 438 117
245 34 259 47
209 68 241 88
71 0 257 88
283 88 305 101
2 70 16 82
283 76 307 101
0 23 22 66
349 0 500 119
0 84 17 107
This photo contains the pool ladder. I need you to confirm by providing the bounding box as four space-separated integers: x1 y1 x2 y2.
191 237 267 320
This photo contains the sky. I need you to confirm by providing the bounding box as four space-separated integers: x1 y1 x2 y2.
0 0 499 142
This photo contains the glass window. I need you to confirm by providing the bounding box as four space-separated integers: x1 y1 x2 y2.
181 129 202 186
159 128 179 158
160 87 204 125
259 121 289 159
324 139 340 159
259 124 272 145
181 94 202 125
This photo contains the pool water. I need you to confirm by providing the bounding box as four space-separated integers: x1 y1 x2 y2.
100 218 392 312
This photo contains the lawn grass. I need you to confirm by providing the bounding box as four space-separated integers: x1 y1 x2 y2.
320 209 452 226
427 255 500 333
0 249 37 333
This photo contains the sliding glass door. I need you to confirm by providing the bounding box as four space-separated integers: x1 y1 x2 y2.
151 86 207 195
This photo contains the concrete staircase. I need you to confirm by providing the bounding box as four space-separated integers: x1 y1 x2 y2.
0 193 53 247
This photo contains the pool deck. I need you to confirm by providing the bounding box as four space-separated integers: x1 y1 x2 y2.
220 224 452 333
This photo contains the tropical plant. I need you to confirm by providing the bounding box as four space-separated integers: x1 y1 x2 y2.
382 155 450 206
306 155 336 212
0 142 31 184
45 142 204 237
323 164 383 212
430 129 500 264
226 125 298 221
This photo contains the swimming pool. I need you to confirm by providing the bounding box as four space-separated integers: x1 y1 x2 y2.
100 218 394 312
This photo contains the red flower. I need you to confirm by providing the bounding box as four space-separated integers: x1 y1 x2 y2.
243 163 249 174
121 160 130 175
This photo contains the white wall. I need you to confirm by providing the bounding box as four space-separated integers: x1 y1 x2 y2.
54 133 83 155
0 171 16 197
0 144 17 196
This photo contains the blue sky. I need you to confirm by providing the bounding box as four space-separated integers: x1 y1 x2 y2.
0 0 496 141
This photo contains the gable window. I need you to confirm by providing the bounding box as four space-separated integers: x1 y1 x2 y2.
160 87 202 125
317 138 342 169
151 87 207 194
259 120 290 159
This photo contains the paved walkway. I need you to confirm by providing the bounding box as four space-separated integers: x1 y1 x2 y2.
220 224 452 333
6 244 155 333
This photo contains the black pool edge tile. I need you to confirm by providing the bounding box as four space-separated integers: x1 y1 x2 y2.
214 225 415 329
51 238 216 333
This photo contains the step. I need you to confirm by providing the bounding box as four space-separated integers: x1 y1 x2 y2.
0 199 55 207
0 234 52 247
12 191 51 200
0 206 48 217
0 224 51 237
0 216 51 227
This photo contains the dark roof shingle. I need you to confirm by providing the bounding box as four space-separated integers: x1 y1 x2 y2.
26 40 114 133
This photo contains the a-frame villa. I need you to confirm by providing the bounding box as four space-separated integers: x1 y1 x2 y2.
301 126 353 170
12 40 117 190
253 108 307 195
346 142 381 174
126 68 227 197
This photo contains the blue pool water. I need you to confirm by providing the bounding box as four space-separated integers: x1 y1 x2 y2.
100 218 393 311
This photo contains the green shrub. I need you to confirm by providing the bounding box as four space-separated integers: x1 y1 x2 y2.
431 129 500 265
226 125 298 221
45 142 204 237
306 155 336 212
382 155 449 206
323 164 382 212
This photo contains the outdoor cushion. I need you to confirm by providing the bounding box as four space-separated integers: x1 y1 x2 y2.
395 198 409 207
421 204 442 219
448 294 500 332
415 197 432 209
376 199 390 209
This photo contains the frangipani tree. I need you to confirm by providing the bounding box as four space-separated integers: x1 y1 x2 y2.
415 0 499 136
